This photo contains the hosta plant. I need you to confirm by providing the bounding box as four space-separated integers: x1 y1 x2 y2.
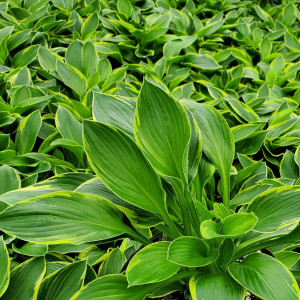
0 81 299 300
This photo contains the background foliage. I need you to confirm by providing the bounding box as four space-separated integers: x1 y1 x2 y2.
0 0 299 299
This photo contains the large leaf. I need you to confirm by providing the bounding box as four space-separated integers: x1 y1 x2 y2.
37 260 86 300
248 186 300 232
1 257 45 300
0 236 9 297
167 237 218 267
126 242 181 286
190 272 245 300
135 80 191 181
229 253 300 300
83 120 167 215
0 191 138 244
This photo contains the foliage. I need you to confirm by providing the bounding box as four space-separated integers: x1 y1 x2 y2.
0 0 299 299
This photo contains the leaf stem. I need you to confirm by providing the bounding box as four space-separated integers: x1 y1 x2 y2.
221 172 230 210
161 209 182 238
176 190 192 236
184 189 201 236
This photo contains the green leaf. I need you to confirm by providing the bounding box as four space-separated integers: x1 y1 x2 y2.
117 0 133 18
71 274 154 300
37 260 86 300
126 242 181 286
201 213 258 238
163 36 197 59
12 242 48 256
66 40 82 71
82 40 98 78
182 54 220 70
167 237 218 267
248 186 300 233
93 92 135 138
13 44 40 68
183 100 234 180
0 165 20 195
56 60 87 98
55 106 83 145
0 191 137 244
190 272 245 300
0 173 93 205
135 80 190 181
15 110 42 154
1 257 45 300
229 253 300 300
98 248 126 276
38 47 58 70
81 12 99 38
83 120 167 215
0 236 9 297
280 150 299 180
285 32 300 52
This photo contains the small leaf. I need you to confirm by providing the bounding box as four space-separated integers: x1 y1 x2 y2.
15 110 42 154
117 0 133 18
55 106 83 145
201 213 258 238
37 260 86 300
13 44 39 68
81 12 99 38
0 165 20 195
168 237 218 267
229 253 299 300
126 242 181 286
56 60 87 99
182 54 220 70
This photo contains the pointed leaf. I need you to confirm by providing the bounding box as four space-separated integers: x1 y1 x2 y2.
83 120 166 215
0 236 9 297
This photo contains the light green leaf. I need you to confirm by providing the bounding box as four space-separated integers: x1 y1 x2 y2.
168 237 218 267
15 110 42 154
0 236 9 297
0 191 137 244
37 260 86 300
229 253 299 300
135 80 190 181
66 40 82 71
163 36 197 59
0 165 20 195
81 12 99 38
38 47 58 70
248 186 300 232
82 40 98 78
117 0 133 18
126 242 181 286
1 257 45 300
98 248 126 276
285 32 300 52
201 213 258 239
182 54 220 70
190 272 245 300
83 120 167 215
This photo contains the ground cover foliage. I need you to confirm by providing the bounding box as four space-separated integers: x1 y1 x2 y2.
0 0 299 299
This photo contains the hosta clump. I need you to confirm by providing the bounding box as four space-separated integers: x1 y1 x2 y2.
1 81 299 300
